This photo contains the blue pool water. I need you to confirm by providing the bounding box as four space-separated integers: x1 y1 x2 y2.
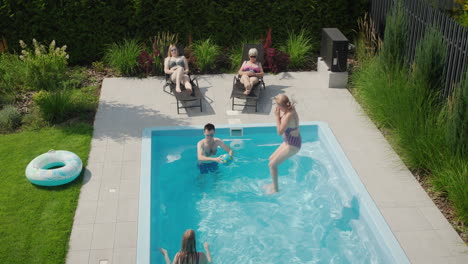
138 123 409 264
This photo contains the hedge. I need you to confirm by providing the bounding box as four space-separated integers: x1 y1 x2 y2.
0 0 368 64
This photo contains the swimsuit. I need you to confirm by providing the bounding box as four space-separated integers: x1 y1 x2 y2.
242 62 261 73
169 57 185 69
282 115 301 148
198 161 219 174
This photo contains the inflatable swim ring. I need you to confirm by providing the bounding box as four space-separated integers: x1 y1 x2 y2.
25 150 83 186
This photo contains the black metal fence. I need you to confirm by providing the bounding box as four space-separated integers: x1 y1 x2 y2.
370 0 468 97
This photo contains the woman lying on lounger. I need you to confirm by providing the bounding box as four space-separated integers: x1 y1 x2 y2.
164 45 192 94
237 48 264 95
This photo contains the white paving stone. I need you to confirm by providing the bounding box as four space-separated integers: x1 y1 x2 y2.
113 248 137 264
115 222 138 249
88 249 113 264
66 250 90 264
91 223 116 250
95 199 118 223
69 224 94 251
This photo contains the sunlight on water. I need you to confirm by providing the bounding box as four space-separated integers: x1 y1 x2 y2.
150 130 387 264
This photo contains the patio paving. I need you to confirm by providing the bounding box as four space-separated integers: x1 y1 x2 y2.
66 70 468 264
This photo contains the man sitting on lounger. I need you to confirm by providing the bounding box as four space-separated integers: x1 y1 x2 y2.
197 123 233 173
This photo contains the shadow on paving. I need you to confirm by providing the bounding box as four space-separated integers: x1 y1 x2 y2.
181 86 216 117
237 84 290 114
91 101 189 143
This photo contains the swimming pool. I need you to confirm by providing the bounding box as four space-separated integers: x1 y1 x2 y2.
138 122 409 264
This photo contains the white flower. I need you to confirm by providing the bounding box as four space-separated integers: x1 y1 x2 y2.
19 40 27 49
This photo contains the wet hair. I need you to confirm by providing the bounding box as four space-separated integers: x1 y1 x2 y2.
175 229 198 264
204 123 215 132
248 48 258 56
275 94 295 110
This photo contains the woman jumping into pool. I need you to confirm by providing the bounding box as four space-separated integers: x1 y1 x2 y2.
266 94 301 194
159 229 212 264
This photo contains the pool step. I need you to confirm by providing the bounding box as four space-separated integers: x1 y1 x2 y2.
230 128 243 137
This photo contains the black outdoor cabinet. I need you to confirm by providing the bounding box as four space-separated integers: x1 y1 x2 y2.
320 28 349 72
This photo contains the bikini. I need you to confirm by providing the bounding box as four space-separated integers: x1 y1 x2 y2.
283 114 301 148
169 57 185 69
242 62 261 73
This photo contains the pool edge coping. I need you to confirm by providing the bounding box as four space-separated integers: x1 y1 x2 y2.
137 121 410 263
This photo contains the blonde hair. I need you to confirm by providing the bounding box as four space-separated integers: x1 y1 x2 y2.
248 48 258 56
275 94 295 110
175 229 198 264
167 44 177 58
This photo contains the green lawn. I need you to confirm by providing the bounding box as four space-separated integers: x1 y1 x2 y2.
0 123 92 264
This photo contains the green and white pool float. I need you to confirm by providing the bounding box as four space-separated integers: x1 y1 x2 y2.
25 150 83 186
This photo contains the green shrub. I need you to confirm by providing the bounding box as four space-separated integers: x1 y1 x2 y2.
21 107 48 130
71 86 99 113
447 70 468 156
280 29 315 69
380 1 407 70
0 1 367 64
19 39 69 91
0 53 23 106
453 1 468 28
229 45 243 72
193 39 220 72
0 105 21 132
412 27 447 92
104 39 142 76
34 90 74 123
153 55 164 75
62 67 87 89
91 61 105 72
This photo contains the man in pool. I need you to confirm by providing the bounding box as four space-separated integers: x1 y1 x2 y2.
197 123 233 173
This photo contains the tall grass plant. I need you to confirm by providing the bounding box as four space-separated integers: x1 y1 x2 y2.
353 23 468 223
104 39 142 76
150 32 179 57
280 29 315 69
33 90 74 123
193 39 220 72
447 70 468 156
380 1 407 70
412 27 447 92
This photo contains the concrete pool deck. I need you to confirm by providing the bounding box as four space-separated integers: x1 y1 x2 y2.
66 71 468 264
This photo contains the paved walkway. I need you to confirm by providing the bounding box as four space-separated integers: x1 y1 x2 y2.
66 71 468 264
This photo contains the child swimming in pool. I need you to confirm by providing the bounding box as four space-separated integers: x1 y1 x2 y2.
197 123 233 173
